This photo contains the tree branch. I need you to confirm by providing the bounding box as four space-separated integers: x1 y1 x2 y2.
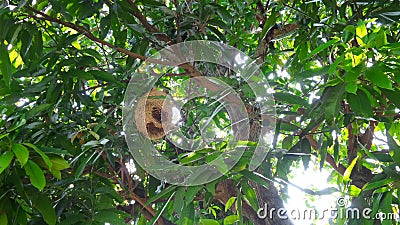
325 153 346 175
99 151 168 225
126 0 173 44
305 133 346 175
25 5 201 77
26 6 147 61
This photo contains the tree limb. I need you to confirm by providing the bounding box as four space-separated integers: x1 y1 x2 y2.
25 5 202 77
126 0 173 44
26 6 147 60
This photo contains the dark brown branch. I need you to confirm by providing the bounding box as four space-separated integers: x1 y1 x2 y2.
305 131 346 176
25 6 201 77
26 6 147 61
325 153 346 175
164 72 190 77
126 0 173 44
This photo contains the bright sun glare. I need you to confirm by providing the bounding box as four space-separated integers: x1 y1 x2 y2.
286 161 340 224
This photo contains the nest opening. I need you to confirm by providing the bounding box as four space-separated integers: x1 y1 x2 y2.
146 122 164 136
151 107 162 123
134 88 174 140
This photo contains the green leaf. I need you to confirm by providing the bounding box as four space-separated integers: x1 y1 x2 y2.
0 151 14 174
0 44 12 88
26 190 56 225
329 54 345 76
380 10 400 16
208 19 232 35
223 215 239 224
322 83 346 124
89 70 117 83
8 118 26 132
370 192 383 221
45 80 62 104
314 187 339 195
94 185 124 203
58 214 85 225
70 69 94 80
305 38 339 60
240 170 270 188
342 25 355 43
0 134 9 140
387 132 400 166
241 181 259 211
381 88 400 108
19 29 32 59
205 179 218 196
364 65 392 89
236 190 243 224
180 151 206 164
371 152 393 162
136 0 165 7
74 153 94 178
319 139 328 170
343 156 358 182
24 160 46 191
199 219 219 225
49 157 70 170
375 28 387 48
280 123 300 132
282 135 293 150
0 213 8 225
347 89 373 117
23 143 52 170
345 82 357 94
301 138 311 170
211 3 232 24
274 92 309 107
50 170 61 180
296 66 329 80
207 26 227 42
146 185 177 205
380 42 400 50
225 196 236 212
259 10 278 40
149 193 175 225
184 185 203 205
12 143 29 166
356 21 367 45
173 187 185 214
333 139 339 163
49 156 69 179
94 209 129 225
363 178 396 191
380 192 393 225
349 185 361 197
41 147 72 156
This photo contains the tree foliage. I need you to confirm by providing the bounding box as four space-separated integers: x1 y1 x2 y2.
1 0 400 225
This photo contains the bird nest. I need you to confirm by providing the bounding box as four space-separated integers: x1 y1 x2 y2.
135 88 174 140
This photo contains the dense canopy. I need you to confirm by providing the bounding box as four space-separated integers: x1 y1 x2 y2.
1 0 400 225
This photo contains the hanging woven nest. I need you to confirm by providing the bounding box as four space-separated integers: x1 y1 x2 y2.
135 88 174 140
